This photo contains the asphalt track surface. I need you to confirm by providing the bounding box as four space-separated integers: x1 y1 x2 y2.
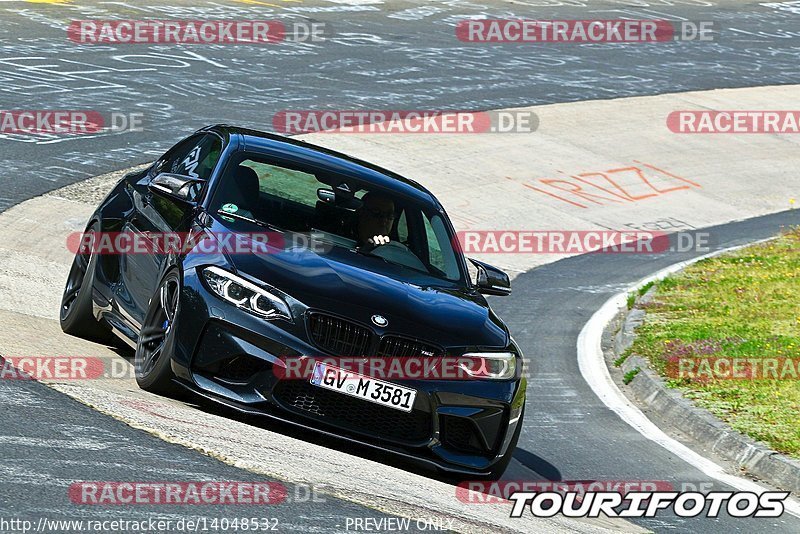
490 208 800 533
1 0 800 532
0 376 419 532
1 0 799 211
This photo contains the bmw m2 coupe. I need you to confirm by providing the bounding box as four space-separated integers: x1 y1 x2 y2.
60 125 526 478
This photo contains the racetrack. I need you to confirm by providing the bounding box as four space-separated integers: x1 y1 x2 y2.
2 0 799 211
3 91 800 532
2 0 800 532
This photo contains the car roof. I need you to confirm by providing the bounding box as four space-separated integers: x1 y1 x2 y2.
199 124 442 207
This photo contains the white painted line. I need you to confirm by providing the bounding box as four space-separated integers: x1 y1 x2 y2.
576 238 800 518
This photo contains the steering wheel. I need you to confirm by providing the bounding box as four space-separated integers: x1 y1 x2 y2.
367 240 428 272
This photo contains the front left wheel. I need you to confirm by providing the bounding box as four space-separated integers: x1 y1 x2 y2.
134 270 181 394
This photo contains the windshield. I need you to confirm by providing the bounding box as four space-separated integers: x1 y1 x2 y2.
208 152 466 284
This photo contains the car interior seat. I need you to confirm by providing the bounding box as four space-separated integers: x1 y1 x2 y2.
226 166 261 215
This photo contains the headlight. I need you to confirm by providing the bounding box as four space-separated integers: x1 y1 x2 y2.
459 352 516 380
202 266 292 322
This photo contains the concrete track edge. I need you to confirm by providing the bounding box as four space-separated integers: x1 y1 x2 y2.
577 237 800 517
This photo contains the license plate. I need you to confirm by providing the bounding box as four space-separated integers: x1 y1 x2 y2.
309 362 417 413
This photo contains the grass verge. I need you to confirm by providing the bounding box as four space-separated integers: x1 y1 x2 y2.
629 228 800 457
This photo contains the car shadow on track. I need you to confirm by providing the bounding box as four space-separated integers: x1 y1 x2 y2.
512 448 563 481
187 391 444 476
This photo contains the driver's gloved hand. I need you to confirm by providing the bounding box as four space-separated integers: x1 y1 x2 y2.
368 235 391 246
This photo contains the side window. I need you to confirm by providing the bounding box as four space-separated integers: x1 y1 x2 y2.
422 215 444 270
154 134 222 182
153 135 198 176
396 210 409 243
422 212 460 281
242 160 319 206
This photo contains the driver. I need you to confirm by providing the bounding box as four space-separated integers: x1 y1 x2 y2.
354 192 429 273
356 192 396 247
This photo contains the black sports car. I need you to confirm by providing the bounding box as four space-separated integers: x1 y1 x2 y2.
60 125 526 478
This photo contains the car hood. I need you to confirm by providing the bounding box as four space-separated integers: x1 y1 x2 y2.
222 239 509 348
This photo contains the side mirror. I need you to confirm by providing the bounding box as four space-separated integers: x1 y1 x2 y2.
469 258 511 296
317 188 336 203
149 173 204 204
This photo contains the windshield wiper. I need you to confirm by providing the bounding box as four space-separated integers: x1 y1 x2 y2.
216 209 283 232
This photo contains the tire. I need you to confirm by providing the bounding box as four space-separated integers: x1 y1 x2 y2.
134 269 181 394
485 405 525 481
59 223 113 343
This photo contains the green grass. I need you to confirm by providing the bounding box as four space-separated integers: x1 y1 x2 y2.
623 367 640 385
244 160 322 207
630 228 800 457
638 281 655 297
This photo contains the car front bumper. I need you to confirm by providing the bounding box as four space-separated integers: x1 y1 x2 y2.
171 268 526 474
